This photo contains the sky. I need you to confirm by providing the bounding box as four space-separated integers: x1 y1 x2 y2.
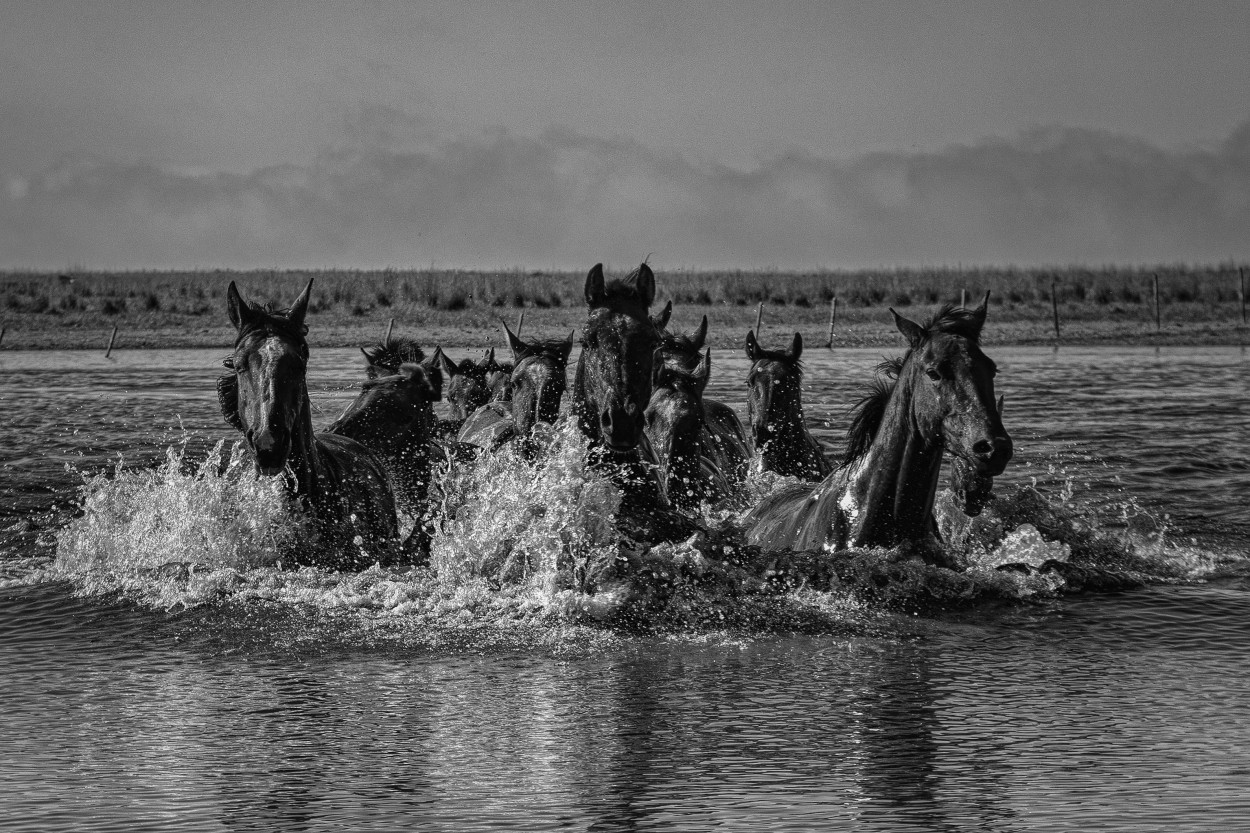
2 0 1250 270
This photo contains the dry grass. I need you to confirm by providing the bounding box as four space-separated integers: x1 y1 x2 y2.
1 264 1246 350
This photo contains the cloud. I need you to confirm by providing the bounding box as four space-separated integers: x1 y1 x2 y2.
4 118 1250 269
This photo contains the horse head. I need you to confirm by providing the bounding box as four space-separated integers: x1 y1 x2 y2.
890 293 1012 477
576 262 660 453
225 279 313 476
744 329 804 450
503 320 573 436
645 348 712 507
437 349 492 421
331 361 443 451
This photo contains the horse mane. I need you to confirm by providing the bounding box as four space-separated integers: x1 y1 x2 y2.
659 331 704 372
515 338 573 364
362 337 425 373
922 304 983 345
750 343 803 373
842 358 902 466
216 369 243 430
235 304 309 348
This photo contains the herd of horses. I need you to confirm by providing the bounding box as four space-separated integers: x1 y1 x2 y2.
216 263 1012 574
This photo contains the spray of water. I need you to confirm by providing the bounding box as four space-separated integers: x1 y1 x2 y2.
18 422 1241 638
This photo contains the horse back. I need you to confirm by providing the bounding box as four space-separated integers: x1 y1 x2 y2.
456 401 517 450
313 432 402 564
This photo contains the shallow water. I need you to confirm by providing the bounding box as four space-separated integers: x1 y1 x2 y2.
1 344 1248 831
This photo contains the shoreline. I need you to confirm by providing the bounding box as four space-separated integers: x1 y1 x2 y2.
0 310 1245 352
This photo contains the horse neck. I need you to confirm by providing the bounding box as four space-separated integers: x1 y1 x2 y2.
845 367 943 547
572 351 597 441
284 387 325 502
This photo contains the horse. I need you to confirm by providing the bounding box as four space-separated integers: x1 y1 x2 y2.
436 349 493 423
218 280 402 568
654 314 751 485
744 330 833 482
327 347 443 518
644 349 735 511
571 262 671 505
740 296 1011 566
457 323 574 452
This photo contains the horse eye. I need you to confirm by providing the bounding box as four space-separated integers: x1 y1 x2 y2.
925 368 941 382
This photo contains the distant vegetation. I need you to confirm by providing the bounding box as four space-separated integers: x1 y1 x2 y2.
0 264 1245 348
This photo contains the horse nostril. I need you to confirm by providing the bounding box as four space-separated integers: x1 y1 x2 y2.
972 439 993 455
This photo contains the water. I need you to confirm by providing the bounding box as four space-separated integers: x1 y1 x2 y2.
1 345 1248 831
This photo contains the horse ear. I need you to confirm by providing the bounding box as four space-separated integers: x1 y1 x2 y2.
692 349 711 390
996 394 1005 417
635 262 656 308
652 361 676 389
361 347 383 380
788 331 803 362
585 263 606 308
890 309 926 349
483 347 496 370
692 315 709 350
745 329 759 361
437 349 459 378
226 281 251 331
652 300 672 331
422 365 442 400
560 330 575 363
406 364 440 401
288 279 313 330
502 320 526 361
972 290 990 331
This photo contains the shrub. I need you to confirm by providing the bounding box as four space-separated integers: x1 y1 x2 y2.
437 291 469 311
143 293 161 311
375 291 392 308
101 298 126 315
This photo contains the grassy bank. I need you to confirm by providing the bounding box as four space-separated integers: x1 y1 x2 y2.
1 265 1246 350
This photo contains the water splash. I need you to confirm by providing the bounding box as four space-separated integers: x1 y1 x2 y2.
8 424 1242 642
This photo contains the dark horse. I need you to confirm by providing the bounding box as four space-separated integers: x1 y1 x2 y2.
572 262 665 504
654 314 751 486
483 348 513 403
458 323 574 451
741 296 1011 565
436 349 493 423
744 330 833 482
327 337 443 519
218 280 401 568
644 349 735 510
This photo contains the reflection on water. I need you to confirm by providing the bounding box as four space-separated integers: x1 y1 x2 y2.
5 584 1250 831
1 345 1249 831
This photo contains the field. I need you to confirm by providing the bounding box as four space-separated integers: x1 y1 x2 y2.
1 264 1246 350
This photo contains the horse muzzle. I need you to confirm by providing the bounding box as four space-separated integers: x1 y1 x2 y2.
969 434 1013 476
247 427 290 476
600 403 643 453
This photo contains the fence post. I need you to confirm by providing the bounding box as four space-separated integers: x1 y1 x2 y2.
1153 274 1161 331
0 327 5 348
755 301 764 337
960 288 967 308
826 296 837 348
1051 280 1061 340
105 325 119 358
